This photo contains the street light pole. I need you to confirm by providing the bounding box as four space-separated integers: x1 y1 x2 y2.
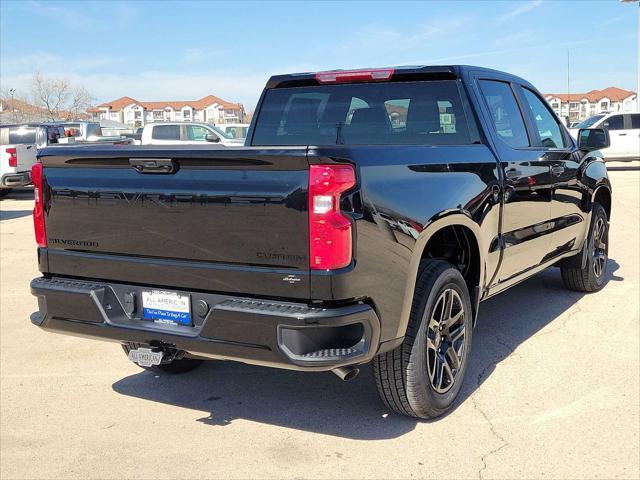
621 0 640 111
8 88 17 122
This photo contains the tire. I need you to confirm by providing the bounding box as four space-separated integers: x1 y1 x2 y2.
560 203 609 293
373 260 473 419
0 189 11 198
121 343 204 374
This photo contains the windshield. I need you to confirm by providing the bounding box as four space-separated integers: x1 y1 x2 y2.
251 80 472 146
575 115 604 129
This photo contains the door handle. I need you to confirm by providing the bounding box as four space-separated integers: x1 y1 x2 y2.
619 133 627 136
551 165 565 176
129 158 176 174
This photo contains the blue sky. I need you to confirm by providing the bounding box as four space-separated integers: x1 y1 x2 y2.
0 0 637 111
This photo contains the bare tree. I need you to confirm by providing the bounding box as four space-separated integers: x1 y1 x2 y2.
31 72 94 121
31 72 70 121
63 85 94 120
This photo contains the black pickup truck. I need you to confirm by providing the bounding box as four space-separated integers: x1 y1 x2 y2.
30 65 612 419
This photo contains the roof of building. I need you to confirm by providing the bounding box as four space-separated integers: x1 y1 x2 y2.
545 87 636 103
94 95 242 111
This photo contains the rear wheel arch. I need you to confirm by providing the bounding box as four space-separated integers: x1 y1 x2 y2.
396 214 485 339
593 185 611 220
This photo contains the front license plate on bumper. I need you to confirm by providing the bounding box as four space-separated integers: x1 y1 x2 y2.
142 290 191 326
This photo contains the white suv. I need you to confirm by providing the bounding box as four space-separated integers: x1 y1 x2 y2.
569 113 640 161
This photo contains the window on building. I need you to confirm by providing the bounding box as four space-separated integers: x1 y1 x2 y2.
551 103 559 110
522 88 566 149
569 102 579 109
478 80 529 148
600 102 609 110
151 125 181 140
183 109 191 118
153 111 164 120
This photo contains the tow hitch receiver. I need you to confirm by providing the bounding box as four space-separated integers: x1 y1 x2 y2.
128 347 163 367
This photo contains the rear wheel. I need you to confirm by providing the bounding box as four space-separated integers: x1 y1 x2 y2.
121 343 204 374
560 203 608 292
373 260 473 419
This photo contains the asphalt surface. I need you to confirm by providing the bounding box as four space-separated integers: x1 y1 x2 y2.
1 168 639 480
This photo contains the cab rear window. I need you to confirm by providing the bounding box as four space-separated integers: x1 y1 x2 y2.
251 80 472 146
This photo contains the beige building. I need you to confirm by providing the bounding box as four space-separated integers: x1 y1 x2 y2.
545 86 637 122
88 95 245 128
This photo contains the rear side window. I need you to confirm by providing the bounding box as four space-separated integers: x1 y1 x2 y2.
251 80 472 146
630 114 640 129
604 115 624 130
479 80 529 148
522 88 566 148
152 125 181 140
8 127 37 144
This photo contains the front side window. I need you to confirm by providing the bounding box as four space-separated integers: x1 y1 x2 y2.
186 125 210 141
151 125 181 140
478 80 529 148
522 88 566 148
252 80 471 146
575 115 605 129
604 115 624 130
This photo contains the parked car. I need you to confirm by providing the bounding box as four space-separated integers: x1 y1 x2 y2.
139 122 244 146
569 113 640 160
59 121 133 144
0 123 62 197
30 65 612 419
217 123 250 140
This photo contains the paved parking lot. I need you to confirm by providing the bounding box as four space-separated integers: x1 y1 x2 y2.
1 167 639 480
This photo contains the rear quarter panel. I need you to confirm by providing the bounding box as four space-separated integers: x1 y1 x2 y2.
308 145 501 342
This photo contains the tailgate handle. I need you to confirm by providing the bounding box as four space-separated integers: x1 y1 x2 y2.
129 158 176 174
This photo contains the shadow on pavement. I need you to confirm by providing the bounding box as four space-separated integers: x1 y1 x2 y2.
112 259 621 438
0 210 32 221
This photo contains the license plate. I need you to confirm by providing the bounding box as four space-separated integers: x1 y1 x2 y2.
128 347 163 367
141 290 191 326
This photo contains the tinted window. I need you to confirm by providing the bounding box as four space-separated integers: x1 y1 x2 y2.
151 125 181 140
605 115 624 130
479 80 529 148
8 127 37 144
630 114 640 129
522 88 565 148
252 80 471 146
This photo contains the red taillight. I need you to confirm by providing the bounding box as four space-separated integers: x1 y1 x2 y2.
6 147 17 168
315 68 394 84
31 163 47 247
309 164 356 270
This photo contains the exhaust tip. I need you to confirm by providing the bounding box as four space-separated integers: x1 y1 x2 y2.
332 366 360 381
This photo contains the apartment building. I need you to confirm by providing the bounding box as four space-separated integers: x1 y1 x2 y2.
545 86 637 122
88 95 245 128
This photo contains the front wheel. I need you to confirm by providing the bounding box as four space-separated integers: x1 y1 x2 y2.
373 260 473 419
560 203 609 292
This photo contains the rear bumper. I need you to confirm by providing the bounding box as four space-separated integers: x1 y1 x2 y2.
1 172 31 188
30 276 380 371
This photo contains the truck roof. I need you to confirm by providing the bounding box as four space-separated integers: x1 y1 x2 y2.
265 65 534 90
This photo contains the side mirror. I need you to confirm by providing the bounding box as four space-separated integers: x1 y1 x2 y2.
578 128 610 152
205 134 220 143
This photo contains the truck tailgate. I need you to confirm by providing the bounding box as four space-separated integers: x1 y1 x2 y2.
39 146 311 299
